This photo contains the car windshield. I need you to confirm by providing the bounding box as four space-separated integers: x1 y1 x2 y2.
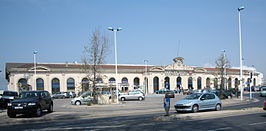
262 87 266 91
19 92 40 99
184 93 202 100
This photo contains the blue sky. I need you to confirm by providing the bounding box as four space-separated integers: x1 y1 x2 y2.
0 0 266 90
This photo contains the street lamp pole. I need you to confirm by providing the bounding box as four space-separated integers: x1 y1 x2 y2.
144 59 149 95
238 6 245 101
221 50 227 90
33 50 38 91
108 27 122 104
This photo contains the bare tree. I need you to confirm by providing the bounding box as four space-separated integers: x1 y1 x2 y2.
81 29 109 104
215 53 230 90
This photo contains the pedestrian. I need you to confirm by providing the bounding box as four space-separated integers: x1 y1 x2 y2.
163 97 170 116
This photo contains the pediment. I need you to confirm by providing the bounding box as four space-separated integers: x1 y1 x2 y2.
28 66 50 72
150 66 164 71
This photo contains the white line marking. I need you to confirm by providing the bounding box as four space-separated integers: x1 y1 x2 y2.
208 127 232 131
249 121 266 126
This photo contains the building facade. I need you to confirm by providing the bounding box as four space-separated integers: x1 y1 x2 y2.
5 57 263 94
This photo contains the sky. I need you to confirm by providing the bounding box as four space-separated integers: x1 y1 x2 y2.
0 0 266 90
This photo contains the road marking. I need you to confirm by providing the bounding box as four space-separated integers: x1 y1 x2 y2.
208 127 232 131
249 121 266 126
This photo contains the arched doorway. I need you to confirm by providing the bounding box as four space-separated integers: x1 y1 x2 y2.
164 77 170 89
153 77 159 92
188 77 193 89
67 78 75 91
36 78 44 91
121 77 129 92
133 77 140 89
52 78 60 94
206 78 211 88
228 78 232 89
18 78 29 92
81 78 90 91
197 77 202 90
176 77 182 89
214 78 218 89
235 78 239 88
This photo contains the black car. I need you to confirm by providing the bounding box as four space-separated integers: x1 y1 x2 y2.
0 90 18 109
7 91 53 118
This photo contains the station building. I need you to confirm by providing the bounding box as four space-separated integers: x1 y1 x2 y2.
5 57 263 94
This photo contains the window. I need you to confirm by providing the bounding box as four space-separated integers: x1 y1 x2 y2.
52 78 60 94
67 78 75 91
36 78 44 91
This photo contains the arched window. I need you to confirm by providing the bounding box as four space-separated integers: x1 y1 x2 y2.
153 77 159 92
96 78 103 83
253 78 256 86
206 78 211 88
18 78 29 92
122 77 128 83
188 77 193 89
197 77 202 90
109 78 116 83
36 78 44 91
247 78 251 87
52 78 60 94
82 78 90 91
134 77 140 89
67 78 75 91
176 77 182 89
164 77 170 89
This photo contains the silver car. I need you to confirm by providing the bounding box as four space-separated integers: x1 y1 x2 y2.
260 86 266 97
71 92 93 105
174 93 222 113
119 91 145 101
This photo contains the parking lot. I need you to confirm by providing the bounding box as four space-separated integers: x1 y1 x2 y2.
0 93 259 126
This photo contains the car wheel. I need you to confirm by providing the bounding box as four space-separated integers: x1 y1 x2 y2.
138 97 143 101
7 112 16 118
215 104 221 111
36 106 42 117
192 105 198 113
75 101 81 105
121 97 125 101
47 104 53 113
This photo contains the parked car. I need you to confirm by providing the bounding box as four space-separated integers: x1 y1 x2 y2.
254 86 261 92
174 93 222 113
7 90 53 118
155 89 175 94
51 92 66 99
263 101 266 110
68 91 76 98
0 90 18 109
71 91 93 105
182 89 194 95
119 91 145 101
260 86 266 97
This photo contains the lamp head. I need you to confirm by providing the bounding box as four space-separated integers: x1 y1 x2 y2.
238 6 245 11
107 27 114 31
33 51 38 54
117 28 123 31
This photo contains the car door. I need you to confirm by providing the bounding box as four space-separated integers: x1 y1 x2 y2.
199 94 212 110
207 94 217 109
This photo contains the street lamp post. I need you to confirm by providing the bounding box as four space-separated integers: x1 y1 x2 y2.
238 6 245 101
144 59 149 95
221 50 227 90
33 50 38 91
108 27 122 104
